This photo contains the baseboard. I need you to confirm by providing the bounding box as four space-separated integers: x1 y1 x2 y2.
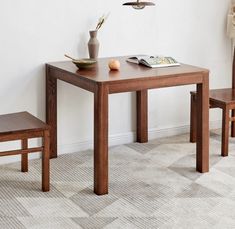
0 119 222 165
58 119 222 155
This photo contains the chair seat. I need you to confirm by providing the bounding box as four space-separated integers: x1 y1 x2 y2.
0 112 49 135
191 88 235 105
0 111 50 192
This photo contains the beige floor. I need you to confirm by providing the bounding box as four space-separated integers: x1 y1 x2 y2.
1 130 235 228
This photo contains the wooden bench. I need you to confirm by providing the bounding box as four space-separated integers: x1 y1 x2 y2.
0 112 50 192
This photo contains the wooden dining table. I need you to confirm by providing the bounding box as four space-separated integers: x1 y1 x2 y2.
46 56 209 195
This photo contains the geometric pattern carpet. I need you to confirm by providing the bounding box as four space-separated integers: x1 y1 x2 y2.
1 130 235 228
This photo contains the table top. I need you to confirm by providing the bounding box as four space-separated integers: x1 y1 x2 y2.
47 56 209 83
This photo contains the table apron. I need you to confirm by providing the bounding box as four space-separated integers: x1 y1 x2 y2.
108 74 204 94
47 66 96 93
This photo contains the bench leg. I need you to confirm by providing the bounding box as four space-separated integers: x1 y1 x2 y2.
42 130 50 192
190 94 197 143
222 107 230 157
21 139 28 172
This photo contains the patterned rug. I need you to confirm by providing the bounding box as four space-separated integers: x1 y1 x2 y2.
1 130 235 229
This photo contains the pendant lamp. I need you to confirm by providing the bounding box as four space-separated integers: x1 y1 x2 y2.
123 0 155 10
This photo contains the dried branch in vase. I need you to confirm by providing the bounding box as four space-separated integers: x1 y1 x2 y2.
95 13 110 30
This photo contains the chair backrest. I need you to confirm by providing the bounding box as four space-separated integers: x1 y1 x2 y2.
233 47 235 89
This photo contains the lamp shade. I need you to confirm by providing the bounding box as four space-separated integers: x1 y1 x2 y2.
123 1 155 9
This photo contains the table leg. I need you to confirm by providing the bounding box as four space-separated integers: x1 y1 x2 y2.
46 66 57 158
231 110 235 137
196 74 209 173
190 93 197 143
94 84 109 195
222 107 229 157
136 90 148 143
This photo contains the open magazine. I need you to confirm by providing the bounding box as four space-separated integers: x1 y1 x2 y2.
126 55 180 68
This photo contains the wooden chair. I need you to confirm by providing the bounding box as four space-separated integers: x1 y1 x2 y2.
0 112 50 191
190 49 235 157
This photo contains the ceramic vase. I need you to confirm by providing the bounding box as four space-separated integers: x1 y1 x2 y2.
88 30 99 59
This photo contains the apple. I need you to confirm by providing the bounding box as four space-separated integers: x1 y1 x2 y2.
108 59 120 71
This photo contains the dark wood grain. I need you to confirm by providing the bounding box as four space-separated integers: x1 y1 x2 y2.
94 84 109 195
190 48 235 157
0 112 49 134
231 109 235 137
46 56 210 195
46 65 57 159
196 73 209 173
0 147 43 157
42 129 50 192
232 47 235 89
21 139 28 172
209 88 235 105
47 57 208 84
232 47 235 137
137 90 148 143
222 107 230 157
0 131 44 142
0 112 50 192
190 90 235 157
190 93 197 143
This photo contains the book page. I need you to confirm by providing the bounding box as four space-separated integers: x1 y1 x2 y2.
139 56 180 68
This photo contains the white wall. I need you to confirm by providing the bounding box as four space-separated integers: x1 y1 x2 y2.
0 0 231 164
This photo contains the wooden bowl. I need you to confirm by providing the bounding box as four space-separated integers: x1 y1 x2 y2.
72 58 97 69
